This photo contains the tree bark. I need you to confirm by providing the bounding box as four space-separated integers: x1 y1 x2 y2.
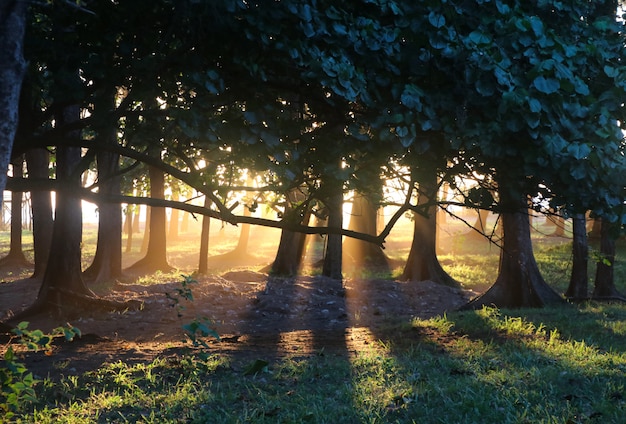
565 213 588 300
271 190 312 276
29 105 99 316
343 192 389 272
168 191 180 241
0 1 27 198
402 172 457 286
0 156 30 267
592 220 625 300
322 180 343 280
83 150 123 283
124 205 133 252
25 148 53 279
126 166 171 273
198 196 211 274
462 182 564 309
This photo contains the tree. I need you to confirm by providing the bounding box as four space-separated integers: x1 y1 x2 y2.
565 213 588 300
402 168 457 286
592 220 626 301
0 1 27 198
463 179 564 309
25 148 53 279
126 166 172 273
0 157 30 268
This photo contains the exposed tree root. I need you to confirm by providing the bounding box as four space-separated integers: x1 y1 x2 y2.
4 287 141 326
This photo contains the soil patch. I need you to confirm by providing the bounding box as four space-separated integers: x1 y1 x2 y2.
0 271 477 380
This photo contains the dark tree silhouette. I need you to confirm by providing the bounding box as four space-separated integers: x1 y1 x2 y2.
463 179 564 309
402 172 457 286
592 220 626 301
0 156 30 268
565 213 588 300
126 166 172 273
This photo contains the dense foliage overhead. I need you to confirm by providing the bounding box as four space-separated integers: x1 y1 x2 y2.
14 0 626 235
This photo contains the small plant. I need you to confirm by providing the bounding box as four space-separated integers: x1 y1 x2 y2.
1 321 80 419
167 275 220 351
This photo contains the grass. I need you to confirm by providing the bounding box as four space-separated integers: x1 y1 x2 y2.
4 215 626 423
8 303 626 423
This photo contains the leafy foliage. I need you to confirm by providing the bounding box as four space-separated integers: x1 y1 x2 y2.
0 322 80 418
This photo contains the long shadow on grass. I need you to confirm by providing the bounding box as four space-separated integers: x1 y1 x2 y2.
363 307 626 422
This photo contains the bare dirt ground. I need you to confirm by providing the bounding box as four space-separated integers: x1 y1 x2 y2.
0 265 476 380
0 218 487 381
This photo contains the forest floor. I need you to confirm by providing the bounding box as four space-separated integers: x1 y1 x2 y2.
0 216 508 383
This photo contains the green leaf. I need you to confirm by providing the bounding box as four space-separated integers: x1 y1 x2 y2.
428 11 445 28
533 76 559 94
604 65 618 78
527 98 542 113
468 30 491 45
567 143 591 160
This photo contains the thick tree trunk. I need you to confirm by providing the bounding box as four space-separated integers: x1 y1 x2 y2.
198 196 211 274
592 220 625 300
565 213 588 300
343 193 388 272
322 180 343 280
25 148 53 279
28 105 100 316
0 157 30 267
271 191 312 276
462 185 564 309
402 173 457 286
0 1 27 198
83 149 123 283
127 166 171 273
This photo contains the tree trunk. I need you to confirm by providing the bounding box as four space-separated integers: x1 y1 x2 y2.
592 220 625 300
141 205 150 253
29 105 97 315
83 149 123 283
462 183 564 309
271 190 312 276
198 196 211 274
0 157 30 267
565 213 588 300
322 180 343 280
126 166 171 273
168 191 180 241
25 148 53 279
343 192 388 272
402 172 457 286
0 1 27 198
124 205 134 252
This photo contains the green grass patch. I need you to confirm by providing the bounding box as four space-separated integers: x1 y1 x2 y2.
7 303 626 423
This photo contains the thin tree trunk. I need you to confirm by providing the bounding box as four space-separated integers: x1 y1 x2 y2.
25 148 53 279
198 196 211 274
402 172 457 286
592 220 625 300
565 213 588 300
168 191 180 241
127 166 171 273
462 182 564 309
0 157 29 267
124 205 133 253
